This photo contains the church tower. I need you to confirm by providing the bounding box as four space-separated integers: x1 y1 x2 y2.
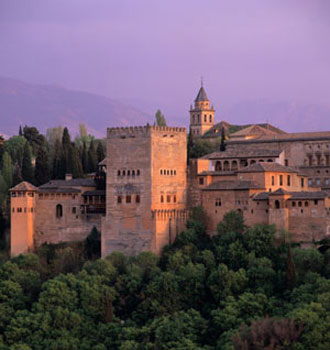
189 83 215 137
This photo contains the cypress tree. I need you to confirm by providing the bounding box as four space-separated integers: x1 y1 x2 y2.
35 146 49 185
22 142 34 182
19 125 23 136
220 127 226 152
60 128 71 178
69 145 83 178
52 139 62 179
13 163 23 186
62 127 71 148
1 151 13 189
88 140 97 173
96 142 105 163
81 142 88 173
187 128 194 165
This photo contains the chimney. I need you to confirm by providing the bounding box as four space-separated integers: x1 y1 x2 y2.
65 174 73 181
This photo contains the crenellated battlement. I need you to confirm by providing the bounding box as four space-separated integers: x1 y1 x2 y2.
107 125 186 138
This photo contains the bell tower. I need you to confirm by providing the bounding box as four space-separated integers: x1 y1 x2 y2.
189 81 215 137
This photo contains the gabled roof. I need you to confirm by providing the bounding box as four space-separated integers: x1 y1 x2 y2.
203 180 264 191
10 181 38 192
195 86 209 102
269 188 290 196
238 162 298 174
231 124 282 138
253 190 329 201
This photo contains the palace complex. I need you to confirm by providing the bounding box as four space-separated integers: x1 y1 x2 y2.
10 85 330 257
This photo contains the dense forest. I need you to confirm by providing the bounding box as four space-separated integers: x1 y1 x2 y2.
0 209 329 349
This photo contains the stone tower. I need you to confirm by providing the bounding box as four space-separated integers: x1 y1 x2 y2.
189 83 215 137
101 126 188 257
10 182 38 256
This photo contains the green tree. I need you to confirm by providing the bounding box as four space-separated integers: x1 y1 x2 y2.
96 142 105 163
88 140 97 173
286 244 296 290
1 151 13 188
155 109 167 126
52 139 62 179
68 145 83 178
220 127 226 152
21 142 34 183
81 141 89 173
34 146 49 186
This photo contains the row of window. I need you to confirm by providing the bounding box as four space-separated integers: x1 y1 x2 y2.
11 192 35 197
271 175 295 187
12 207 34 213
307 155 330 166
117 195 140 204
117 169 140 177
191 114 213 124
309 178 330 186
160 169 177 176
160 195 177 203
214 159 274 172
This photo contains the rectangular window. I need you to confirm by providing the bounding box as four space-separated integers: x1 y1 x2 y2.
325 178 329 186
117 196 122 204
301 178 305 188
167 195 171 203
279 175 283 186
285 159 288 166
271 176 275 186
308 155 313 166
316 178 321 186
136 195 140 203
287 175 291 186
314 200 318 205
199 177 204 185
308 178 312 186
161 195 164 203
126 195 131 203
173 195 176 203
72 207 76 214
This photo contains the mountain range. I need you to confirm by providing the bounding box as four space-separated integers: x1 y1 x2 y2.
0 76 330 139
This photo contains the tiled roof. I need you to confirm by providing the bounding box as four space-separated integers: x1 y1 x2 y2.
238 162 298 173
38 188 81 194
253 190 329 201
82 190 106 196
231 124 280 137
195 86 209 102
39 178 95 189
203 180 264 191
198 170 236 176
203 149 282 160
253 192 270 200
10 181 38 192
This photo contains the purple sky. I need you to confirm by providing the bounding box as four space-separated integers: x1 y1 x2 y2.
0 0 330 123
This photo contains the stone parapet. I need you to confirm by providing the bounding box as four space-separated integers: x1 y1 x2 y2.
107 126 186 138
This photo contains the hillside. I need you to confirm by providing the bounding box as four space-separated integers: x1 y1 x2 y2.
0 77 152 138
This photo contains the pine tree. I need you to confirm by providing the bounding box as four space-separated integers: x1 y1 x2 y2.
220 127 226 152
62 127 71 148
88 140 97 173
35 146 49 185
1 151 13 189
21 142 34 182
96 142 105 163
59 127 71 178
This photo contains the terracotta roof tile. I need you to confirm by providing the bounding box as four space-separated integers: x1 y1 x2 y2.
10 181 38 192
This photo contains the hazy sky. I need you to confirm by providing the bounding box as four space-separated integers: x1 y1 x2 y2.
0 0 330 120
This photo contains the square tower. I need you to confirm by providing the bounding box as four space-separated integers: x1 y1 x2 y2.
101 125 187 257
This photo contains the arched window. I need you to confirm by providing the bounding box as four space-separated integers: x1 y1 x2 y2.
117 170 121 176
160 170 163 175
231 160 238 171
126 195 131 203
173 195 176 203
123 170 126 176
267 159 273 162
117 196 122 204
137 170 140 176
304 201 308 207
56 204 63 218
275 200 280 209
250 160 256 165
209 115 212 123
132 170 135 176
224 161 230 171
215 161 222 171
136 195 140 203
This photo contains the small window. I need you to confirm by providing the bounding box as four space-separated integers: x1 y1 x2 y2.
126 195 131 203
56 204 63 218
167 195 171 203
287 175 291 186
325 178 329 186
301 178 305 188
117 170 121 176
137 170 140 176
314 200 318 205
173 195 176 203
316 178 321 186
174 170 176 175
279 175 283 186
272 176 275 186
161 195 164 203
171 170 173 175
136 195 140 203
292 201 296 207
117 196 122 204
24 208 27 213
132 170 135 176
12 208 15 213
308 178 312 186
298 201 302 207
209 115 212 122
304 201 308 207
199 177 204 185
160 170 163 175
127 170 130 176
204 115 207 122
285 159 288 166
167 170 169 175
72 207 76 214
275 200 280 209
123 170 126 176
